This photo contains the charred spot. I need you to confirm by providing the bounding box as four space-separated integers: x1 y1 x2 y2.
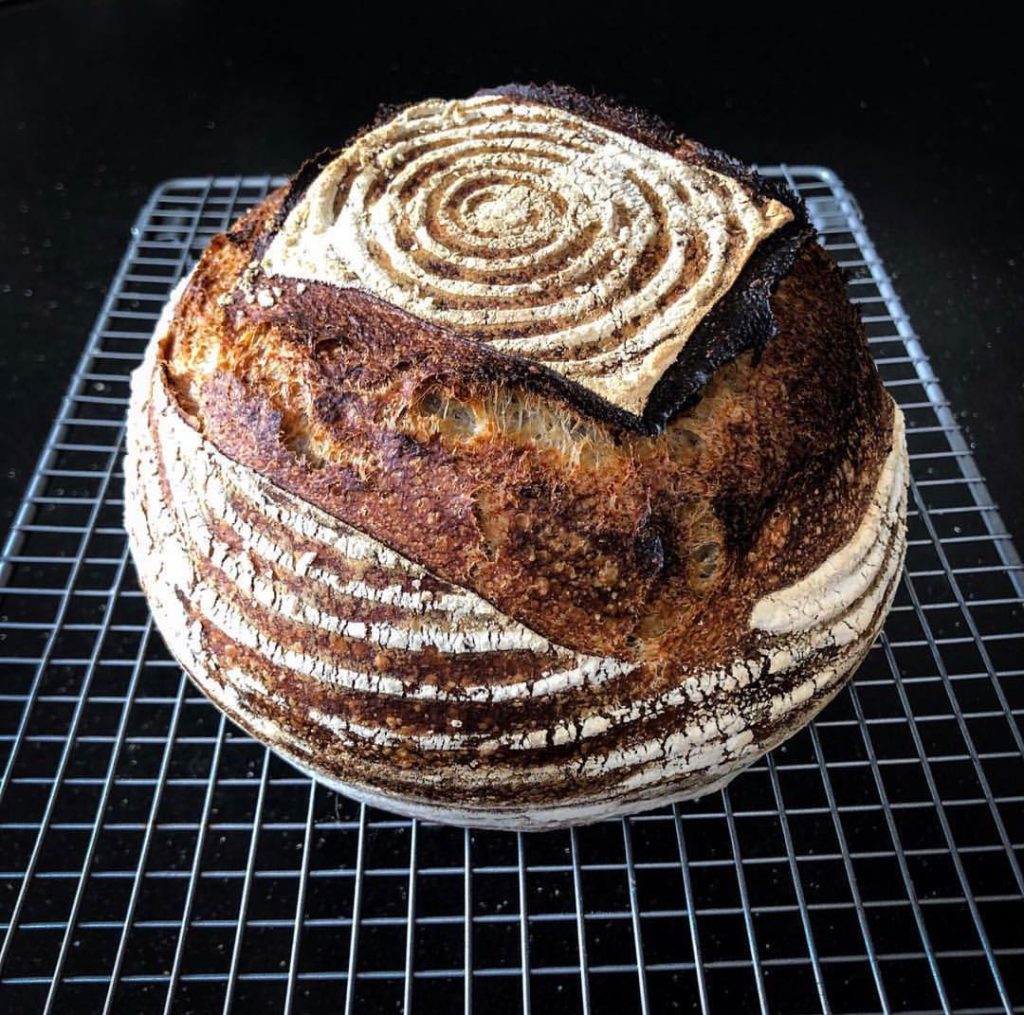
274 145 344 229
714 492 773 556
382 431 430 461
312 333 345 358
645 221 814 430
633 527 665 579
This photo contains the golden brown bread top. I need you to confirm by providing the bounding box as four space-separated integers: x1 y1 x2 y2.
158 85 893 666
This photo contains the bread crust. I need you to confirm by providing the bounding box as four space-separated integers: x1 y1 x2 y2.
125 86 908 828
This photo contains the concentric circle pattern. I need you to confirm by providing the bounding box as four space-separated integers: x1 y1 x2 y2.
263 96 793 414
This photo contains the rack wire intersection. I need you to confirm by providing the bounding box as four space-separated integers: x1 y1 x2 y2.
1 169 1022 1014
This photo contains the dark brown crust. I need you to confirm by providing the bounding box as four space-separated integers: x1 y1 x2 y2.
130 339 902 821
644 219 814 427
161 174 891 660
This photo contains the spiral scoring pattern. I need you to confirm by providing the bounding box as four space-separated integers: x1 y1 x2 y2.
263 96 793 414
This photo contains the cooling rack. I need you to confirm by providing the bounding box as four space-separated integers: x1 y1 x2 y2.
1 169 1022 1014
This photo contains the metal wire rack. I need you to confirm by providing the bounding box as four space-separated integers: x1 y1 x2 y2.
0 168 1022 1014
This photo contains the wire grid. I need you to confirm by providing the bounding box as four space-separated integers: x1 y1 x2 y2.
0 169 1022 1015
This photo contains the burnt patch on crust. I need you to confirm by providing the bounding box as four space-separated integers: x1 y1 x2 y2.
276 147 342 227
644 220 815 428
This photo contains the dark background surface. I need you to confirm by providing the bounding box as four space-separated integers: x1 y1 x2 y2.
1 2 1022 546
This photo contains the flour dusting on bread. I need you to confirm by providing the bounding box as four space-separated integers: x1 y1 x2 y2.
125 85 907 829
263 95 792 415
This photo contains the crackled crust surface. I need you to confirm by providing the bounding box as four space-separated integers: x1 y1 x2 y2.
125 86 908 828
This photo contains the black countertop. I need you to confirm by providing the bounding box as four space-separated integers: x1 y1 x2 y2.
2 3 1022 547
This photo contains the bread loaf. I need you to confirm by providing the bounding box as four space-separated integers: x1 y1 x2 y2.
125 85 907 829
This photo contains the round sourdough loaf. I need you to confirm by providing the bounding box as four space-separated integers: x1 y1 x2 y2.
125 84 908 830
